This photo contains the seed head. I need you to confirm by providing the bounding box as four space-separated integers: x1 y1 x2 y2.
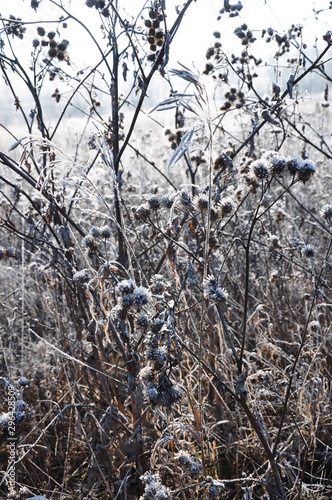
17 377 29 387
120 293 134 307
176 451 192 466
179 189 191 206
218 198 233 217
287 157 299 176
117 278 135 294
73 269 91 283
203 275 228 302
82 235 96 248
48 48 57 58
147 195 160 210
140 471 171 500
133 203 150 221
161 195 174 209
301 244 315 258
133 285 151 305
57 40 69 52
30 0 39 11
37 26 45 37
296 159 315 183
190 460 202 476
308 320 320 334
146 346 168 363
264 151 286 176
150 274 165 294
320 203 332 223
146 382 159 404
100 224 112 239
15 400 29 421
139 366 154 383
251 158 270 179
193 193 209 212
271 81 281 99
136 312 149 327
90 225 101 238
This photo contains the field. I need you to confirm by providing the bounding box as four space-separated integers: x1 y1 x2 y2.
0 1 331 499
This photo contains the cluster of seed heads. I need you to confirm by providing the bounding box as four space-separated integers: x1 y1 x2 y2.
145 7 165 62
176 451 202 477
204 31 222 69
261 27 291 55
249 151 315 184
230 49 261 68
140 471 171 500
33 27 69 61
85 0 110 16
165 128 184 150
213 151 234 171
221 87 246 110
234 24 256 45
217 1 243 19
4 15 26 39
203 32 229 79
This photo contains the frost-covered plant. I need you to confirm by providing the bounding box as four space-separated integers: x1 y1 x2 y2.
0 0 331 498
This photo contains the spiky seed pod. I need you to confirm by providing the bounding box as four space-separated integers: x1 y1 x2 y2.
296 159 315 183
37 26 45 36
148 9 157 19
251 159 270 179
320 204 332 223
48 48 57 58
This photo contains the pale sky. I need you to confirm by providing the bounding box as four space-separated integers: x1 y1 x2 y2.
1 1 331 103
1 0 331 62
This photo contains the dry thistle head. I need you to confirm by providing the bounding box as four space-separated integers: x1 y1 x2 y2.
320 204 332 223
203 275 228 302
193 193 209 213
251 158 270 180
296 159 315 183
